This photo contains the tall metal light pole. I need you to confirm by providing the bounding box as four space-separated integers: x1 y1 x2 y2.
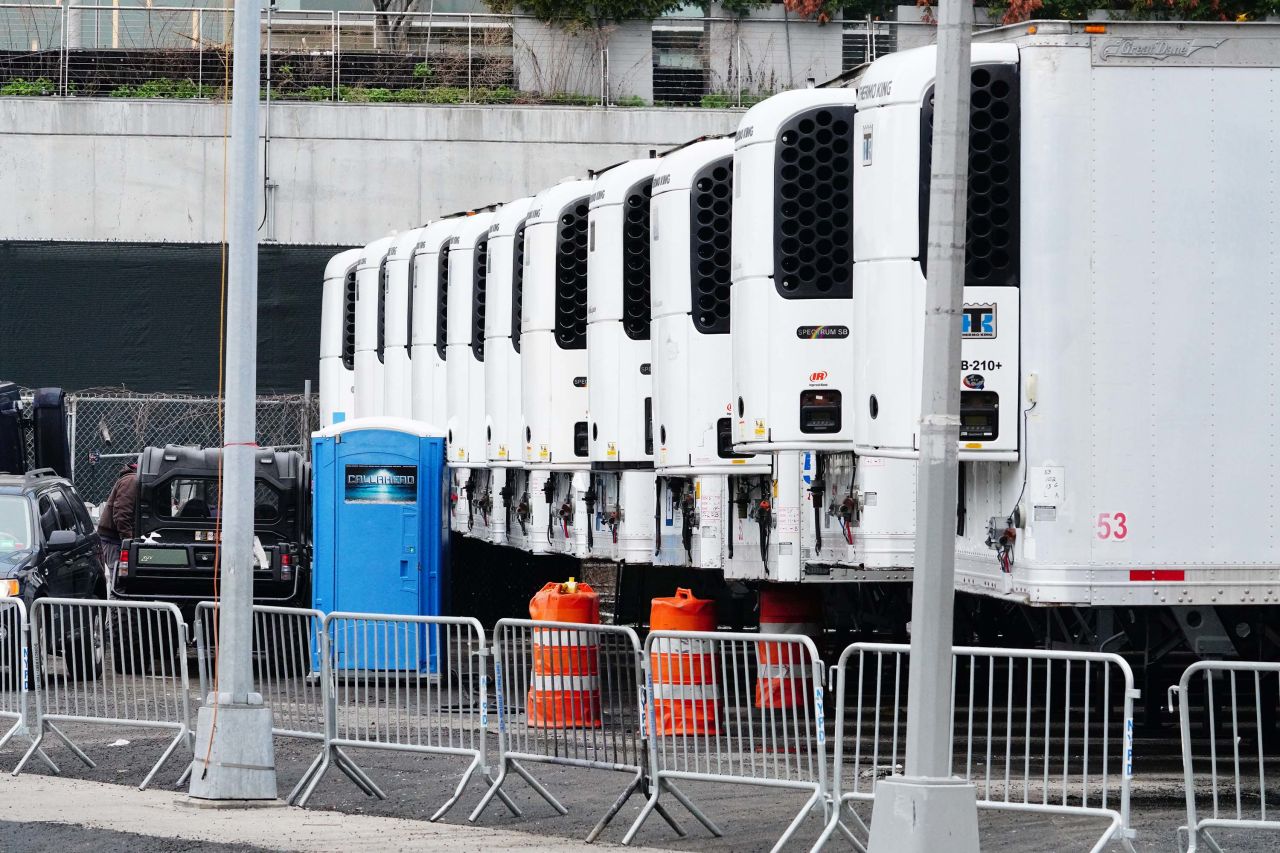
866 0 980 848
188 0 279 801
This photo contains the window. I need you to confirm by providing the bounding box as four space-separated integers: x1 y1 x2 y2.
50 489 88 534
157 478 220 521
155 478 281 523
37 495 66 539
253 482 282 522
65 487 94 533
0 496 32 552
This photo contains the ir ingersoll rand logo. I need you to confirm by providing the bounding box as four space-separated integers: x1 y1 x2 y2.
961 304 996 339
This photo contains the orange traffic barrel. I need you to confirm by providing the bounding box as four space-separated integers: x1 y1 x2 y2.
650 588 718 735
756 585 821 709
527 578 601 728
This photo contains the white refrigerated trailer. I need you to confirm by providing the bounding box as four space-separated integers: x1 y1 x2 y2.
854 22 1280 687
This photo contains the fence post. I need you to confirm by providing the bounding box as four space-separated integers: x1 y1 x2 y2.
600 46 608 107
59 1 69 96
301 380 312 462
467 14 473 101
735 32 741 107
333 11 340 101
67 396 78 485
197 10 204 96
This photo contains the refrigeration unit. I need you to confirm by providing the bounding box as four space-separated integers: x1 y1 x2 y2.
854 23 1280 672
650 137 769 572
409 217 463 431
585 157 664 564
729 88 915 584
446 211 498 538
319 248 362 429
521 178 595 558
352 236 397 419
381 228 424 419
484 197 549 552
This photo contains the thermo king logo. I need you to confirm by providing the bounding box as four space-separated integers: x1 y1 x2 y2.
961 304 996 339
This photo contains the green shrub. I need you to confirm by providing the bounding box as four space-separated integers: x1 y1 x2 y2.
546 91 597 106
422 86 467 104
338 85 367 102
299 85 332 101
615 95 647 107
391 87 426 103
474 85 518 104
412 62 435 81
699 92 734 109
1 77 56 96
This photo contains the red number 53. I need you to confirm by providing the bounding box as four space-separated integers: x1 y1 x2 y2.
1096 512 1128 541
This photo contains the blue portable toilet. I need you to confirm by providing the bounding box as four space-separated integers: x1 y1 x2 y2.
311 417 449 672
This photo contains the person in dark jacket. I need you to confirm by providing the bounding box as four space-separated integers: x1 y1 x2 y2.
97 462 137 569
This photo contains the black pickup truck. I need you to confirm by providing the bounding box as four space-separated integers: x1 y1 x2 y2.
111 445 311 623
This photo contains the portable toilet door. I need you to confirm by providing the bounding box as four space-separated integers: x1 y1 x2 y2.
312 417 447 672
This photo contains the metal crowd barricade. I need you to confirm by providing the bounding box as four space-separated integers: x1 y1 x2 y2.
815 643 1139 853
14 598 190 790
0 597 50 769
0 598 29 744
185 602 327 792
472 618 684 842
1170 661 1280 852
294 611 514 821
622 629 827 851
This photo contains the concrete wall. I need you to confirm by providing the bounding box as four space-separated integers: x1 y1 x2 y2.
0 98 741 245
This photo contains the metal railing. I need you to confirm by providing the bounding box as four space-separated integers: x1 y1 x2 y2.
0 598 38 756
292 611 514 821
471 617 681 842
0 4 938 107
191 602 326 739
0 598 1157 852
623 629 827 851
13 597 191 790
815 642 1139 853
1170 661 1280 853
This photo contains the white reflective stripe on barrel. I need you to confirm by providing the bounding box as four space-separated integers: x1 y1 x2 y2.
652 637 716 655
532 629 600 647
756 664 810 679
757 622 819 635
651 682 720 701
531 674 600 691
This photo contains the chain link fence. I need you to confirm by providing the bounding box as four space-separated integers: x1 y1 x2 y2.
27 389 318 505
1 4 945 106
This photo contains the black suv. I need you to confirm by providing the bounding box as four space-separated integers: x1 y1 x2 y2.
0 469 106 607
0 469 106 681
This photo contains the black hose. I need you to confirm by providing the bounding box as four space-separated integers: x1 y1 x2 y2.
726 483 733 560
654 476 662 556
543 476 555 545
584 474 597 551
809 455 825 556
